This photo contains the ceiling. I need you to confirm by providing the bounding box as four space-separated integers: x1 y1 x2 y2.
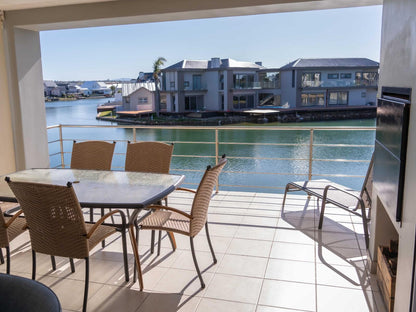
0 0 114 11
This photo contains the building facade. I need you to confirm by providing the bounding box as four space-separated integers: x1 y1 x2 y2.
280 58 379 108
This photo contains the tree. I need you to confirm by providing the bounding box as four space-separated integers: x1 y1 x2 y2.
153 57 166 117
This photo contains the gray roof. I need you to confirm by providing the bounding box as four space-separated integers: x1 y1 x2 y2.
280 58 379 70
122 82 155 96
164 58 264 70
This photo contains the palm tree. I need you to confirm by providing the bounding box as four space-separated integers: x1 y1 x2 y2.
153 57 166 117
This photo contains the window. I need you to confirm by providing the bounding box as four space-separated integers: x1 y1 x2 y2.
233 74 254 89
233 95 254 110
185 95 204 111
328 91 348 105
327 73 339 79
355 72 378 86
138 97 148 104
219 74 224 90
302 72 321 87
170 81 175 89
301 93 325 106
193 75 202 90
258 72 280 88
184 81 189 88
259 93 281 106
160 95 167 110
340 73 352 79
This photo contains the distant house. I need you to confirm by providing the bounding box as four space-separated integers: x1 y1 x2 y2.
161 58 279 113
43 80 63 97
120 82 156 112
81 81 112 95
280 58 379 108
136 72 154 83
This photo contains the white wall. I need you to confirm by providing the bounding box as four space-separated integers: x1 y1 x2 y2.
205 71 219 110
280 71 296 108
370 1 416 311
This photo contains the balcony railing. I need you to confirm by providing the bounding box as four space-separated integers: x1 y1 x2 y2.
302 79 379 88
47 125 375 193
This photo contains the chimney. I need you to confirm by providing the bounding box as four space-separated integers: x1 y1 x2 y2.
255 61 262 66
211 57 221 68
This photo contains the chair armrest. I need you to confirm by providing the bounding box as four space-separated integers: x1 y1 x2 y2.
4 209 24 228
86 209 126 239
323 185 363 211
176 187 197 194
149 205 192 219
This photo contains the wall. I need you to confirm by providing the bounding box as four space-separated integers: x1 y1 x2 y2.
280 70 296 108
370 0 416 311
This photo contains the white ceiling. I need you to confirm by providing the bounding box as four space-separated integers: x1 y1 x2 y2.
0 0 114 11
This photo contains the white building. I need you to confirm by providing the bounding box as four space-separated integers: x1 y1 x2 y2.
80 81 112 95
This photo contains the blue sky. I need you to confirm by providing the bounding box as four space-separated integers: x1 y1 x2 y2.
40 5 382 81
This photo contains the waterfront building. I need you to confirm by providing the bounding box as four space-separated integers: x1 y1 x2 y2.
118 82 156 112
80 81 112 95
160 57 377 113
280 58 379 108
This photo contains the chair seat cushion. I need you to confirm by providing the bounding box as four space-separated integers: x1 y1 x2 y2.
140 210 190 236
288 179 360 208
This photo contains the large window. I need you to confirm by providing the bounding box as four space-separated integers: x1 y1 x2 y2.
258 72 280 89
328 91 348 105
192 75 202 90
233 74 254 89
355 72 378 86
185 95 204 111
233 95 254 110
327 73 339 79
301 93 325 106
302 72 321 87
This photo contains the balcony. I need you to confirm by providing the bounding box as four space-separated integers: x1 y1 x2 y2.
182 83 208 92
28 124 387 310
302 79 379 89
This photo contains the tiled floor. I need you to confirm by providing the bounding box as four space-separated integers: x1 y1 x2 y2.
5 190 386 312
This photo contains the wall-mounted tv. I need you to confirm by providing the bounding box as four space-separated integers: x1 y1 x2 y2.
373 87 411 222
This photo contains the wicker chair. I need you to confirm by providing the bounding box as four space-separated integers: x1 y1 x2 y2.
70 140 116 171
125 141 175 256
0 202 26 274
138 156 227 288
5 179 128 312
281 153 374 248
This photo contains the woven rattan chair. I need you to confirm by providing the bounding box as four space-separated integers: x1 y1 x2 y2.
125 141 175 256
138 156 227 288
70 140 116 171
0 202 26 274
5 179 128 312
281 153 374 248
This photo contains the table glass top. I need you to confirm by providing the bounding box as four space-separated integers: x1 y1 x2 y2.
0 169 185 208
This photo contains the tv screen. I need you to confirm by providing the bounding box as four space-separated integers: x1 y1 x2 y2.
374 96 410 222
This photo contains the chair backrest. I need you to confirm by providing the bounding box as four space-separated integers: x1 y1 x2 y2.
70 140 115 170
125 141 174 173
190 156 227 237
6 180 89 259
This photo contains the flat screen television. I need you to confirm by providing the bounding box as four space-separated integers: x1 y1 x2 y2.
374 88 411 222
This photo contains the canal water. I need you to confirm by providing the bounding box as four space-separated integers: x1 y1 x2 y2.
46 98 376 193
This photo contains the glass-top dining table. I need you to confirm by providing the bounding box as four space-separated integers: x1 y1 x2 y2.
0 168 185 290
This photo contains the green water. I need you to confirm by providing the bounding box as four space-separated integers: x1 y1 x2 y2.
46 98 376 193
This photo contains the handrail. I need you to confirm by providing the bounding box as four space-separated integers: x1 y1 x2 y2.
46 124 375 193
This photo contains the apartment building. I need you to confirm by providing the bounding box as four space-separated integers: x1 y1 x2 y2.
280 58 379 108
161 58 280 113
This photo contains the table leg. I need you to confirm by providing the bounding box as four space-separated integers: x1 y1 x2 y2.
128 223 143 291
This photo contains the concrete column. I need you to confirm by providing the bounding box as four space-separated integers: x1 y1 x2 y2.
4 25 49 170
0 18 16 174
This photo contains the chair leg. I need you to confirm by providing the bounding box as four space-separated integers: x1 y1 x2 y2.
205 222 217 264
51 255 56 271
190 237 205 289
101 208 106 248
318 200 327 229
133 223 140 283
120 226 129 282
281 184 290 214
5 246 10 274
150 230 155 254
70 258 75 273
167 232 176 251
359 201 370 249
82 258 89 312
0 248 4 264
157 230 162 256
32 250 36 280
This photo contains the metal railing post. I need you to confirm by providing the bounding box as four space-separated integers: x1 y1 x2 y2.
308 129 314 180
215 128 219 193
59 125 65 168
